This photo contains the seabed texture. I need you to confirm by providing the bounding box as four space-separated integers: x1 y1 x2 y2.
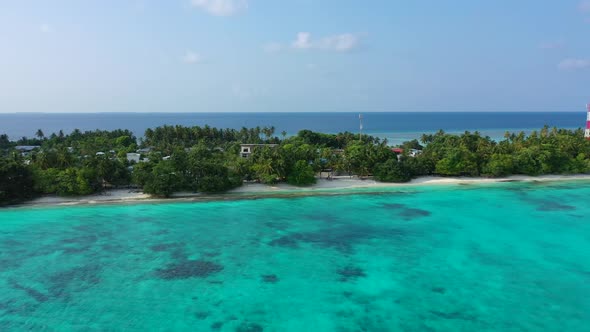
1 181 589 331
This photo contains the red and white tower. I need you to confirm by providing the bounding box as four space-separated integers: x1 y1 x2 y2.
586 104 590 140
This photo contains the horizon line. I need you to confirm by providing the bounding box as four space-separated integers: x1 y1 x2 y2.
0 110 586 115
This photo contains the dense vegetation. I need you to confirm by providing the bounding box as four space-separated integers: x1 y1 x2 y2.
1 125 589 205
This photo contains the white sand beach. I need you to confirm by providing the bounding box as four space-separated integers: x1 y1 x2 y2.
230 174 590 193
28 190 152 206
19 174 590 208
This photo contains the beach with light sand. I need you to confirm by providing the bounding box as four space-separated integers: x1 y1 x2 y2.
23 174 590 207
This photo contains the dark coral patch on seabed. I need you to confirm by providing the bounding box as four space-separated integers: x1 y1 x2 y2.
155 260 223 280
515 190 577 212
8 280 49 303
431 286 446 294
536 201 576 211
382 203 407 209
337 266 367 282
48 264 102 299
304 213 341 224
429 310 478 321
399 208 431 219
211 321 224 330
269 224 407 253
61 234 98 245
136 217 155 223
261 274 279 283
268 234 302 248
381 203 432 220
194 311 209 320
149 243 182 252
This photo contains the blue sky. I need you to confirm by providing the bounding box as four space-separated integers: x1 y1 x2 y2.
1 0 589 113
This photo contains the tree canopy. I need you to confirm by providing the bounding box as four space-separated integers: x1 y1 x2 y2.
1 124 589 205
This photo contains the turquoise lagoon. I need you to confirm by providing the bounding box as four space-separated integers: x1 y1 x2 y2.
1 181 590 331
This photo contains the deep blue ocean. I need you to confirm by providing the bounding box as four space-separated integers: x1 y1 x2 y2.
0 112 585 144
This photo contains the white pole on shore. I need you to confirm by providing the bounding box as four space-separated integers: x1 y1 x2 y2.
359 113 363 142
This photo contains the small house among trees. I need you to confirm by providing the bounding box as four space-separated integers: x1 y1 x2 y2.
239 144 278 158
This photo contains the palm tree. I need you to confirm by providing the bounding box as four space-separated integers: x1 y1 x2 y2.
262 126 273 141
281 130 287 140
36 152 50 169
35 129 45 140
56 147 73 168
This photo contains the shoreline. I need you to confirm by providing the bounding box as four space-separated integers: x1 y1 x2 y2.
11 174 590 209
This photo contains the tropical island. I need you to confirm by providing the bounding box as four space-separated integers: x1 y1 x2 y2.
1 125 589 206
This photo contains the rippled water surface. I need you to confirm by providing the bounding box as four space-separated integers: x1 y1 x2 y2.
1 181 589 331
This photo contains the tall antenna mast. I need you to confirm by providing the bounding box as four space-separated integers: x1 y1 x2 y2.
585 104 590 140
359 113 363 142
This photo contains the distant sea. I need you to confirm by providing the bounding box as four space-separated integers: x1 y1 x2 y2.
0 112 585 145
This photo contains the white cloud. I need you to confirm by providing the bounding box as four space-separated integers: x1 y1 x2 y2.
315 33 359 52
190 0 247 16
579 1 590 12
292 32 359 52
291 32 313 50
264 32 360 53
558 58 590 70
182 51 203 64
268 32 360 53
39 24 52 33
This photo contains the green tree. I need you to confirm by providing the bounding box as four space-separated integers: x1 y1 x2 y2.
53 168 97 196
435 147 479 176
142 161 182 197
32 167 61 194
251 146 285 184
483 154 514 177
513 147 543 175
131 161 154 188
287 160 316 186
0 134 11 150
0 157 35 204
374 158 412 182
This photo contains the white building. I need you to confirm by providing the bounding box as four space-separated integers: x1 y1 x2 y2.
409 149 423 157
239 144 278 158
126 153 141 163
137 147 152 154
15 145 40 157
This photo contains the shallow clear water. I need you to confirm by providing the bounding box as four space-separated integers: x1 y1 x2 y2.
1 181 590 331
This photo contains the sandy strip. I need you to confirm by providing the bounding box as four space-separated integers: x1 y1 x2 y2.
17 174 590 208
27 189 152 206
230 174 590 193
